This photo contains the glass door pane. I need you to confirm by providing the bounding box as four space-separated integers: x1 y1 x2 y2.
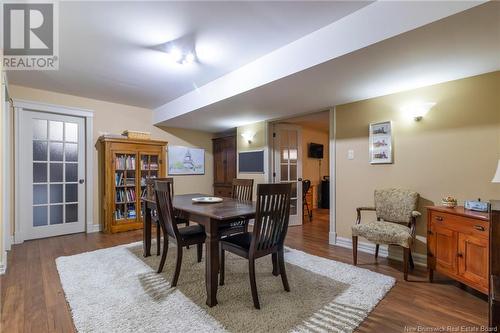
274 125 302 225
32 119 81 227
114 153 137 222
140 154 159 219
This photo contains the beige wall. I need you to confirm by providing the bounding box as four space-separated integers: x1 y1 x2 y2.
301 126 329 187
335 71 500 255
237 121 269 198
9 85 214 230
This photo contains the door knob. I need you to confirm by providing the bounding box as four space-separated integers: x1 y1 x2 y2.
79 179 85 184
298 178 303 181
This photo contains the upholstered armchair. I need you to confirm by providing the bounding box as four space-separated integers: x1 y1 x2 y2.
351 188 421 281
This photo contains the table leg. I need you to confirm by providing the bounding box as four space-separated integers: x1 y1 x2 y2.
143 205 152 257
205 218 219 307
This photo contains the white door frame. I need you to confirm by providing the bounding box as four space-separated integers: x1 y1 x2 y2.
1 73 11 274
328 107 337 245
13 99 94 244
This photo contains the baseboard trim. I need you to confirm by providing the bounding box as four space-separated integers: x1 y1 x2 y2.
335 236 427 267
328 232 337 245
87 224 101 233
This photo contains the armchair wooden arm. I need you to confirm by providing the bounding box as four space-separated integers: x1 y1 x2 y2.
408 211 421 238
355 207 376 224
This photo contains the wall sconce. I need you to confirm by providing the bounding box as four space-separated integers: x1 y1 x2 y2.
241 131 255 144
492 159 500 183
401 102 436 121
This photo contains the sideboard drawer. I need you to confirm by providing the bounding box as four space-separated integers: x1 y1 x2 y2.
430 211 489 239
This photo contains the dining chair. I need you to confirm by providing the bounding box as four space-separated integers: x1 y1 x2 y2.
154 180 206 286
302 179 312 222
351 188 421 281
146 178 189 255
219 183 292 309
219 178 254 238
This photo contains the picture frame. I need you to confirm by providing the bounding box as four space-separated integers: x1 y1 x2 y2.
168 146 205 175
369 121 393 164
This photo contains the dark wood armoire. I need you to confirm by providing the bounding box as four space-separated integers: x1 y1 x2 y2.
212 131 236 197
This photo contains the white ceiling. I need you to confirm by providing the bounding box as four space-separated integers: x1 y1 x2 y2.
158 2 500 132
7 1 371 108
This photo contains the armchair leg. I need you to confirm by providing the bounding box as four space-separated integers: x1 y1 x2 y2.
375 244 379 259
409 249 415 270
352 236 358 266
403 247 410 281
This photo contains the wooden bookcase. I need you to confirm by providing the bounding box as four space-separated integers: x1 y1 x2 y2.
97 136 167 233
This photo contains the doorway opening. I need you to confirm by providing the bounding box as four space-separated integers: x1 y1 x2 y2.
269 110 331 231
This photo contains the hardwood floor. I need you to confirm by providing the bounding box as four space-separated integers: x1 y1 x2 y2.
1 209 488 332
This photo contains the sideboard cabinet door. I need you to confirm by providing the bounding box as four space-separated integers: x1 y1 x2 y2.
458 233 489 291
432 224 457 275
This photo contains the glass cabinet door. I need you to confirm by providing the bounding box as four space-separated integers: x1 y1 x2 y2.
114 153 138 222
140 154 159 219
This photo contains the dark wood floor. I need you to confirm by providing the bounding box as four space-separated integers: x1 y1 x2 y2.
1 209 488 332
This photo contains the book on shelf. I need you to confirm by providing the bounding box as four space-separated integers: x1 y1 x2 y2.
115 172 124 186
115 155 136 170
114 209 125 220
115 188 136 202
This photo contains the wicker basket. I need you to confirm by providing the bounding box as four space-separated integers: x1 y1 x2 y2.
122 130 151 140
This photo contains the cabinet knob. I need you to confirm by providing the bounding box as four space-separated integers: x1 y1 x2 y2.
457 252 463 258
435 216 444 222
473 225 485 231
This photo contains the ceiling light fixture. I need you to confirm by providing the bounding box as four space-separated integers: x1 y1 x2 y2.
165 46 197 65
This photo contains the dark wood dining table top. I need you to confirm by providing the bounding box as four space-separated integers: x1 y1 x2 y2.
143 193 256 220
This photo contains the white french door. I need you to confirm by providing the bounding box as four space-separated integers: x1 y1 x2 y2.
18 110 86 240
273 124 303 226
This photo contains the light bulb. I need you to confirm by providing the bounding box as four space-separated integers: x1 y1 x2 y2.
184 52 196 64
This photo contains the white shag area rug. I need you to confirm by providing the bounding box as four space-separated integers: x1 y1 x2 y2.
56 242 395 333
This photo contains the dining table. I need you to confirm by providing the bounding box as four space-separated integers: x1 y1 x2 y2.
142 193 257 307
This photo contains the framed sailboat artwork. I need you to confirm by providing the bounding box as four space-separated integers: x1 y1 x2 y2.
168 146 205 175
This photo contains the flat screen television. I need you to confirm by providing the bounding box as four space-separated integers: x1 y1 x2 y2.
308 143 324 159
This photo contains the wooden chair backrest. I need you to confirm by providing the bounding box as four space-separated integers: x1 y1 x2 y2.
231 178 254 201
250 183 292 254
146 177 174 201
154 180 179 239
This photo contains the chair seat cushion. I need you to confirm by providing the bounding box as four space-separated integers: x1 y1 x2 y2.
178 224 205 240
352 221 412 248
221 232 252 250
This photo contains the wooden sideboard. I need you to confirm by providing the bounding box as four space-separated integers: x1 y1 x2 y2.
427 206 490 294
490 205 500 328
